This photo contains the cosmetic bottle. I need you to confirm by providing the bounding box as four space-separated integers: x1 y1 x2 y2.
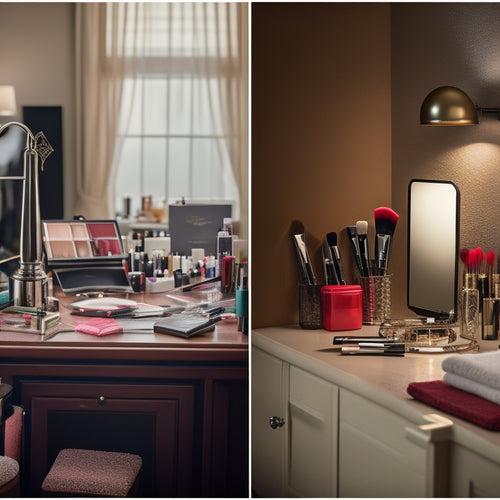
460 274 480 340
216 230 233 276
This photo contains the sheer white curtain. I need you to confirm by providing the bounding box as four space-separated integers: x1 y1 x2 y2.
111 3 248 238
75 3 137 219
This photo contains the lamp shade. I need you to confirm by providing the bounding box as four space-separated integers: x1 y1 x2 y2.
0 85 17 116
420 86 478 126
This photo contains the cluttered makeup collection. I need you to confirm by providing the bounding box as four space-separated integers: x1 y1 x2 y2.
0 121 248 343
0 216 248 340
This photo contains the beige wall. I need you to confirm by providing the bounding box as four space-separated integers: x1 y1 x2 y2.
252 3 392 328
0 2 76 218
391 3 500 317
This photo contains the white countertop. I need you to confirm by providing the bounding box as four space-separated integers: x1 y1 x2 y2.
252 324 500 460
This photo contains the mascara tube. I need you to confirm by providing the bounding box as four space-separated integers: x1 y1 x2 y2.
341 343 405 356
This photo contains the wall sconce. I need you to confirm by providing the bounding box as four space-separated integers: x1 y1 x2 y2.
420 85 500 126
0 85 17 117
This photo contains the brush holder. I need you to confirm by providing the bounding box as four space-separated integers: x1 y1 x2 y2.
298 284 323 329
359 274 392 325
492 273 500 298
482 297 500 341
459 287 480 340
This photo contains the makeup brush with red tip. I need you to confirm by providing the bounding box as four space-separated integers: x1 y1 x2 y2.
460 248 470 273
487 250 495 297
374 207 399 275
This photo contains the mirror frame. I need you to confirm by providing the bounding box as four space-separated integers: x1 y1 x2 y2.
407 179 460 320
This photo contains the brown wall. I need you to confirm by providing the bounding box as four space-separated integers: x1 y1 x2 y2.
0 3 76 218
391 3 500 317
252 3 392 328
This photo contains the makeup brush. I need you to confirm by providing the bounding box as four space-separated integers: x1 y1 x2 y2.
460 248 469 269
373 207 399 275
476 248 487 310
321 240 339 285
322 240 339 285
290 220 316 285
487 250 495 297
355 220 370 277
346 226 363 277
326 232 347 285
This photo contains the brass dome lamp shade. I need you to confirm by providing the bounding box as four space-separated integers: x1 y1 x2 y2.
420 86 479 126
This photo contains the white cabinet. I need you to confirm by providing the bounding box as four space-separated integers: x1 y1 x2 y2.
252 347 288 497
252 327 500 498
448 444 500 497
252 348 338 497
288 365 338 497
338 389 428 497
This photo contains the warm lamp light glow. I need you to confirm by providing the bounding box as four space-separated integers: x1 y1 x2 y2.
0 85 17 116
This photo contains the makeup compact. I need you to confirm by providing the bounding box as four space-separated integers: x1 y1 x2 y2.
42 220 133 294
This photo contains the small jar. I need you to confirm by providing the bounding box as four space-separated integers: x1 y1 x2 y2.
321 285 363 331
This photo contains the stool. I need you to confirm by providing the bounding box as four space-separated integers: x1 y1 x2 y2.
0 456 20 497
41 449 142 497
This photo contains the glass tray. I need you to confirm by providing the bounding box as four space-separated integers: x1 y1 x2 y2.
378 317 479 354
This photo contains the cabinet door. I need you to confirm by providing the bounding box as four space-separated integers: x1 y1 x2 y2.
20 381 195 497
339 389 428 497
207 380 249 498
288 365 338 497
252 347 288 497
449 443 500 497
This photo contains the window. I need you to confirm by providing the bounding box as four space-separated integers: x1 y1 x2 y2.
110 3 245 221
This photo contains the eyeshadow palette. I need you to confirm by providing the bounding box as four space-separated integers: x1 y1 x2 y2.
42 220 132 294
42 220 125 261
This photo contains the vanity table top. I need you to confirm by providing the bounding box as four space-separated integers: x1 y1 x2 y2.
0 289 248 363
253 325 500 457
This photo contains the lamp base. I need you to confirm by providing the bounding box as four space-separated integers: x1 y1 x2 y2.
12 267 48 309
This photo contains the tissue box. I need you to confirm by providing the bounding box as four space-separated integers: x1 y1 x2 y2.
321 285 362 331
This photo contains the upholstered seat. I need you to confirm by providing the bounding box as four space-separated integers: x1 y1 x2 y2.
41 449 142 497
0 404 23 497
0 456 19 496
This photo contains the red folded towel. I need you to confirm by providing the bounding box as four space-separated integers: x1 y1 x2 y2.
407 380 500 431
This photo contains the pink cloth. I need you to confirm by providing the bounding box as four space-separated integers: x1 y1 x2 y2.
75 318 123 336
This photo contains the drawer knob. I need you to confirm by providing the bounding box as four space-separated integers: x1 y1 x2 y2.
269 416 285 429
98 396 106 406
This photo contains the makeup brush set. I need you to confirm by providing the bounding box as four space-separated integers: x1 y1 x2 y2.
347 207 400 279
291 207 399 330
460 247 500 341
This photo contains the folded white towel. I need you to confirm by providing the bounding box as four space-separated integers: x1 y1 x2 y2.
444 372 500 405
441 350 500 390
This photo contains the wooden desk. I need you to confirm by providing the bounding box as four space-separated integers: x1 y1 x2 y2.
0 290 248 497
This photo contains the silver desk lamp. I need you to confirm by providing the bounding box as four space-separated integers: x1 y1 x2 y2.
0 121 53 309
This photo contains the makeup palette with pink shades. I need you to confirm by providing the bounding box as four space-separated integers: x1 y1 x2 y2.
42 220 125 261
42 220 132 294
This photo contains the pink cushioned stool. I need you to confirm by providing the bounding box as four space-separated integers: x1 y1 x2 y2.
41 449 142 497
0 456 19 496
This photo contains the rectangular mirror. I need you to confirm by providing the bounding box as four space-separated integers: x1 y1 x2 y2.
408 179 460 319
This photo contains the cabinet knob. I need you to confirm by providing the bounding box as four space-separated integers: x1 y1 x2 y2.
269 416 285 429
98 396 106 406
